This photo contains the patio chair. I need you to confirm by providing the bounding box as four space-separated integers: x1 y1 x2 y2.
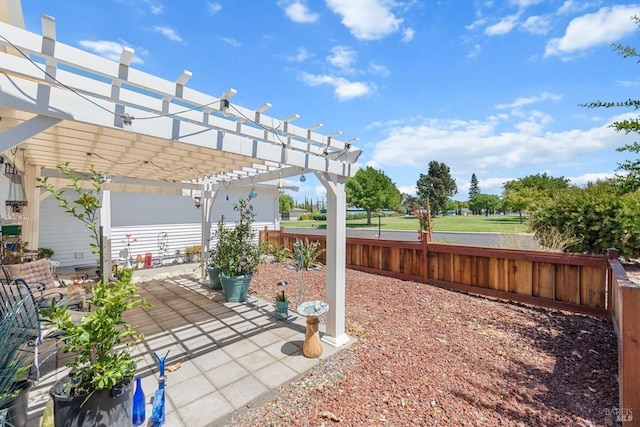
0 277 82 381
3 258 68 308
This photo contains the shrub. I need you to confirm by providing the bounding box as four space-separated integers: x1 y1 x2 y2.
291 237 326 269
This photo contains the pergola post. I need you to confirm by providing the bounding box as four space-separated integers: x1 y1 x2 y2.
100 189 112 279
200 187 215 281
21 163 40 250
319 172 350 347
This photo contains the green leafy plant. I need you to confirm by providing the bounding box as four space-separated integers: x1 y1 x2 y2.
291 237 326 270
215 198 260 277
38 163 150 398
275 290 289 302
37 247 55 259
184 245 202 256
0 298 34 405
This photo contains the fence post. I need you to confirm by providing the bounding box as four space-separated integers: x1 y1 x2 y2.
422 231 430 283
607 248 619 319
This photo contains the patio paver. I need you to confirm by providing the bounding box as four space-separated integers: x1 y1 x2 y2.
25 267 349 426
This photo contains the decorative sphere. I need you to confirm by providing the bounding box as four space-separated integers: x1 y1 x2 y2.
300 175 306 182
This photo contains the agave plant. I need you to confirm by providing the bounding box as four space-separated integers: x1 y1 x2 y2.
0 297 34 408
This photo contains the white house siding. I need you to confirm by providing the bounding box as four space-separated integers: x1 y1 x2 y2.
38 186 279 268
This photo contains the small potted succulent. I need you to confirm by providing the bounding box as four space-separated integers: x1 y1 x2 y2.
184 245 202 263
274 290 290 320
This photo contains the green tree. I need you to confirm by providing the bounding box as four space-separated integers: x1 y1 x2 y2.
502 173 570 223
468 193 501 216
529 179 640 257
469 173 480 200
401 193 421 213
581 16 640 192
279 193 294 212
346 166 401 225
416 161 457 216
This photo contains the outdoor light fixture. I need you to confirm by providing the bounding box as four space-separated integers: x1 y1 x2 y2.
121 113 134 133
194 196 202 209
221 99 230 116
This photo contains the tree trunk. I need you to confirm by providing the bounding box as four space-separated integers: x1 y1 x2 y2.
366 210 372 226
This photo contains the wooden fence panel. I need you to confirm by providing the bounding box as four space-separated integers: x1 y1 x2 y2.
508 259 533 296
475 256 489 288
533 263 556 300
580 266 606 309
556 264 580 305
488 257 508 292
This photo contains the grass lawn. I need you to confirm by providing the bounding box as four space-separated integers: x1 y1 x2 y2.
282 214 529 233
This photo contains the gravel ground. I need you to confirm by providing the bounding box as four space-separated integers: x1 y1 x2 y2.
224 262 619 427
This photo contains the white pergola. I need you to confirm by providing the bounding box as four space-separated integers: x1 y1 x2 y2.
0 11 360 347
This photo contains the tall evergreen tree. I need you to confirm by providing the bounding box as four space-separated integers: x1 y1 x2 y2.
469 173 480 200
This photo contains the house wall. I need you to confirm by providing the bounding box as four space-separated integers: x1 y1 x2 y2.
38 186 279 268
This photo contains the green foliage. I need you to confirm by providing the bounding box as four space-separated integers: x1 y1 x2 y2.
37 247 55 259
259 242 290 263
529 180 640 257
468 193 502 216
401 193 421 213
36 162 105 257
275 290 289 302
42 269 149 395
469 173 480 200
291 237 326 270
0 298 36 405
346 166 401 225
416 161 458 216
581 16 640 192
279 193 295 213
184 245 201 255
502 173 569 223
215 198 261 276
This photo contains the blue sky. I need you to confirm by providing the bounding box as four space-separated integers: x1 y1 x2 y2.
19 0 640 202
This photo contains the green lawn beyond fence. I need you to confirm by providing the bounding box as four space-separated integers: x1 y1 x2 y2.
282 214 528 233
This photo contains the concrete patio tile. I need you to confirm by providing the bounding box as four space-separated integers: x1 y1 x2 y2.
205 361 249 389
177 391 233 427
220 338 260 359
253 360 299 388
219 375 269 410
163 411 186 427
246 330 283 348
285 353 321 374
166 374 216 408
192 349 233 372
236 350 278 373
263 339 303 360
164 360 203 385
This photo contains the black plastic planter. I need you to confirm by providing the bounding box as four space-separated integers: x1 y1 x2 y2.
49 378 133 427
0 380 31 427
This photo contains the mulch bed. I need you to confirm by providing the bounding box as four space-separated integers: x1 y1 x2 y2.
224 262 619 426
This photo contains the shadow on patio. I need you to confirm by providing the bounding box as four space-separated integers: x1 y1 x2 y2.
26 268 347 427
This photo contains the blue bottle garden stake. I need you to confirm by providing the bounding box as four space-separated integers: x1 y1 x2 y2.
150 351 170 427
132 376 146 426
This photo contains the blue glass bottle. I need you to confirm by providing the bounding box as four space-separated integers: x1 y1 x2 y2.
132 376 146 426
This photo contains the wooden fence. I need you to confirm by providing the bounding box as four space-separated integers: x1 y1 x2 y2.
263 227 640 424
261 227 608 317
608 249 640 426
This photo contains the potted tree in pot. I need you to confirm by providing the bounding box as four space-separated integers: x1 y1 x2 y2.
38 163 149 426
215 198 260 302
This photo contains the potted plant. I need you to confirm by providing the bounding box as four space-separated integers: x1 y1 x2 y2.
184 245 201 263
274 290 290 320
37 163 149 426
215 198 261 302
205 242 222 291
0 299 35 427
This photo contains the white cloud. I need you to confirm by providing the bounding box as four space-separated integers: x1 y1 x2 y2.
545 5 639 58
280 1 319 23
557 0 598 15
218 37 241 47
143 0 163 14
568 172 616 187
287 47 311 62
153 26 183 42
495 92 562 110
401 28 415 43
510 0 544 7
78 40 145 64
520 15 551 35
485 14 520 36
326 0 403 40
369 113 633 180
368 61 390 77
327 45 357 73
467 43 482 59
207 2 222 14
299 72 375 101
